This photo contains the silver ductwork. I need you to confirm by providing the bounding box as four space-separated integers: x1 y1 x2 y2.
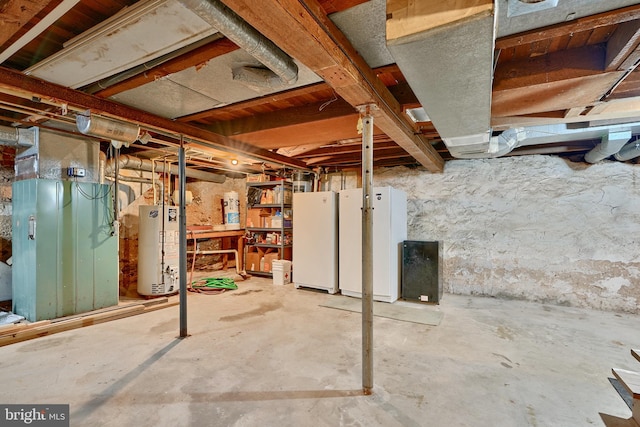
76 113 140 146
448 123 640 160
614 139 640 161
584 130 631 163
104 154 225 183
178 0 298 86
0 125 37 147
386 2 496 156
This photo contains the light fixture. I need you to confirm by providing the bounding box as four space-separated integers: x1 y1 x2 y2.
76 112 140 147
230 159 239 166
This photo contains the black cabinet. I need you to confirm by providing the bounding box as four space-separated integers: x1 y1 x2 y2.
401 241 442 304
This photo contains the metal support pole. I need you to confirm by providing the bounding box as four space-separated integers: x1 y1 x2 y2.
360 106 375 394
179 136 188 338
113 147 120 223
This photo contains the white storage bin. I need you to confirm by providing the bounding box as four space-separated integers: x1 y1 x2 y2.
272 260 292 285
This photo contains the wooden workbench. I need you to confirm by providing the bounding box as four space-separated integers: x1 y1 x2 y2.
186 227 245 272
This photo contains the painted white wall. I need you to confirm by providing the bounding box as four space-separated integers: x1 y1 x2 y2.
370 156 640 313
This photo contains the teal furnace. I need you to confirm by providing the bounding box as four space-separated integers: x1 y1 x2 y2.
11 128 118 321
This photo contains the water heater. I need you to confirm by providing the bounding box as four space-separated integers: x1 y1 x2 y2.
138 205 180 296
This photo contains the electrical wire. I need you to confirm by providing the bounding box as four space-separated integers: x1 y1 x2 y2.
75 181 110 200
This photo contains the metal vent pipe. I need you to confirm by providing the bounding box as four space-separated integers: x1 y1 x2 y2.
614 139 640 162
177 0 298 85
104 154 225 183
0 125 37 147
584 130 631 164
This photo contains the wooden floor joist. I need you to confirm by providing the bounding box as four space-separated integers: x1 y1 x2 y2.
0 298 178 347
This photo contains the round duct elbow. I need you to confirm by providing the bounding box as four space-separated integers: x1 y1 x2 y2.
614 141 640 162
232 66 288 90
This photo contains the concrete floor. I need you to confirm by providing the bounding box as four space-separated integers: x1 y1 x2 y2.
1 273 639 427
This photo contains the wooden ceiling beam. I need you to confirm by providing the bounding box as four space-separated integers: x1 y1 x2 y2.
494 44 607 91
317 0 368 15
219 0 444 173
0 66 309 169
295 141 399 158
206 97 356 136
0 0 54 47
495 4 640 50
493 44 626 118
307 147 410 167
493 73 624 118
201 82 419 136
92 38 240 98
178 82 333 122
605 20 640 71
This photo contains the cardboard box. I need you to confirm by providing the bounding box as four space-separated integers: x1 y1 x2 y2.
245 252 262 272
263 253 279 272
247 173 269 182
247 208 262 228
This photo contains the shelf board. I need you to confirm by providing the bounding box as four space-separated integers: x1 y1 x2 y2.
247 243 292 248
247 227 293 232
246 270 273 277
247 181 292 188
248 203 292 208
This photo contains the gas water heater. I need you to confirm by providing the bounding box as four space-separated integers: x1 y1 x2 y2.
138 205 180 296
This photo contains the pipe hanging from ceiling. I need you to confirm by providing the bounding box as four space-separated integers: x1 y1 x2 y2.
584 130 631 164
177 0 298 86
104 154 225 183
448 123 640 160
614 138 640 162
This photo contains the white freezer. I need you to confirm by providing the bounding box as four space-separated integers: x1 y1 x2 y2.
339 187 407 302
292 191 339 293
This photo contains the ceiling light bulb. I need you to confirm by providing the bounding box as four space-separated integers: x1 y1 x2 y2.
231 159 239 165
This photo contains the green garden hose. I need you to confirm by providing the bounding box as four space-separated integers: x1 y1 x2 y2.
189 277 238 294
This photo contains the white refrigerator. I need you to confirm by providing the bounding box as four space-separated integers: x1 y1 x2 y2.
293 191 339 294
339 187 407 302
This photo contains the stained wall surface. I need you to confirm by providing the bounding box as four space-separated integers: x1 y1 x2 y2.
371 156 640 313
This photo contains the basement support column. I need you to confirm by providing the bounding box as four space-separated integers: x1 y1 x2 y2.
359 105 375 394
179 136 188 338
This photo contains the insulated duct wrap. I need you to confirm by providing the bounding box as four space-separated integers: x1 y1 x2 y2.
177 0 298 86
76 114 140 144
104 154 225 183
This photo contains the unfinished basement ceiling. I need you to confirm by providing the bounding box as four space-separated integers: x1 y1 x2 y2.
496 0 640 37
109 52 322 119
1 0 640 173
24 0 220 89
